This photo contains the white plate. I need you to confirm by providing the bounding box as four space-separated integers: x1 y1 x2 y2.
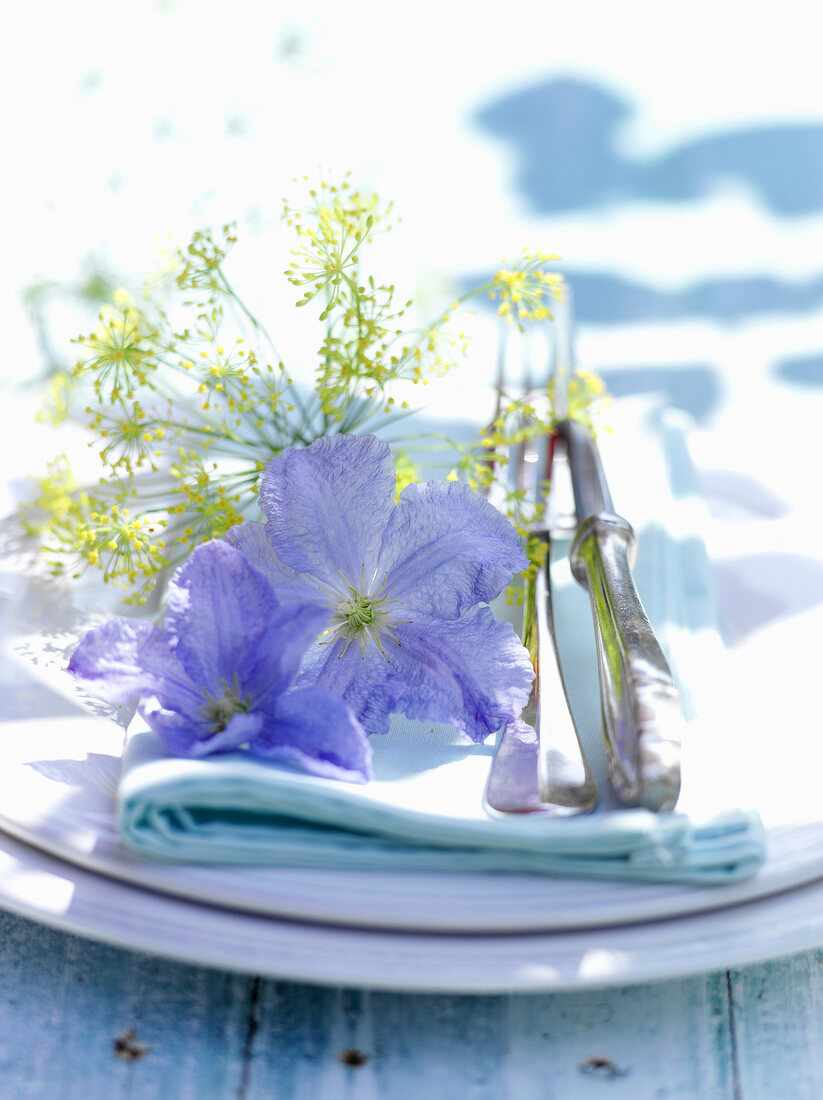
3 819 823 992
4 457 822 934
0 709 822 934
5 394 823 939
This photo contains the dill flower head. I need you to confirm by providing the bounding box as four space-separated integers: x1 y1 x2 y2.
492 250 565 328
24 174 575 607
89 401 167 475
393 451 420 497
75 503 168 591
21 460 167 601
168 450 246 545
551 367 611 434
73 291 157 401
36 372 73 426
281 175 466 418
22 456 88 540
174 224 238 294
282 175 392 318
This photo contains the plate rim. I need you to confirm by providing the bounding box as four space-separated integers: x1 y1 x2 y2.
1 823 823 992
1 716 819 935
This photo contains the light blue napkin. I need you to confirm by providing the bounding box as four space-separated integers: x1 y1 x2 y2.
118 402 765 884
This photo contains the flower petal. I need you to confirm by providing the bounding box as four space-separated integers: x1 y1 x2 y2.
225 521 330 611
296 637 403 738
258 434 396 589
379 480 528 617
250 598 336 706
251 685 372 782
68 618 201 713
141 703 263 757
164 540 326 699
389 607 534 742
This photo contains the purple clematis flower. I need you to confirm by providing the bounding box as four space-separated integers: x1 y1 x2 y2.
68 540 372 782
227 433 534 741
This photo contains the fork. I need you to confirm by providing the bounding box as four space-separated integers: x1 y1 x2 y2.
483 324 598 817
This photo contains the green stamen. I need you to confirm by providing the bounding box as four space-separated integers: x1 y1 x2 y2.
200 672 251 734
324 567 404 660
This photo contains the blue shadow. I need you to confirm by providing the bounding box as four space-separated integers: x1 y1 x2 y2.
569 271 823 325
599 365 721 424
460 268 823 326
475 77 823 217
774 352 823 387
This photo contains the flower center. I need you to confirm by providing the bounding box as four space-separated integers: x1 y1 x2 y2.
324 568 404 660
200 673 252 734
341 591 379 629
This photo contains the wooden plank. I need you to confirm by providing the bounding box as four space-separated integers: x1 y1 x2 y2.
244 974 738 1098
0 911 253 1099
730 951 823 1100
500 974 737 1100
245 985 512 1099
11 906 823 1099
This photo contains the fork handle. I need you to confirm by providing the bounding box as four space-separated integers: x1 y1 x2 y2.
569 512 684 811
483 543 598 817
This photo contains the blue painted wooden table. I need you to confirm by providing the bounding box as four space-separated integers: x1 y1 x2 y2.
1 908 820 1099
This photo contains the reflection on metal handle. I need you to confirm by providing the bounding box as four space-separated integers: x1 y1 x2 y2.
532 541 598 810
570 512 684 812
484 535 597 817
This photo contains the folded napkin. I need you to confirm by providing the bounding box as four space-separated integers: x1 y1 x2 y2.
118 400 765 883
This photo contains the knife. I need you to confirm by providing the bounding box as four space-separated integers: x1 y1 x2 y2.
551 295 683 812
553 414 684 812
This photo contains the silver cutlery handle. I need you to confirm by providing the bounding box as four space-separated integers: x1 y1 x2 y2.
484 537 597 817
569 512 684 811
532 544 598 810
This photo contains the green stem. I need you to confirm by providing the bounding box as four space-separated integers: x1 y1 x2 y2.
218 272 280 360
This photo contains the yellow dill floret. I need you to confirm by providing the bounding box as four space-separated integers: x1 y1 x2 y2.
393 451 420 498
169 474 245 543
492 249 564 329
74 506 169 592
26 173 583 610
173 224 238 294
282 177 386 318
73 296 157 402
549 367 611 433
167 448 253 550
20 456 87 538
145 233 184 289
93 403 166 474
36 372 74 426
19 460 170 601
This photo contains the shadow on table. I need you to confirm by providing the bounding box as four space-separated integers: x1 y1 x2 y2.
599 364 720 424
470 75 823 328
774 352 823 387
713 553 823 640
475 75 823 217
557 271 823 326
